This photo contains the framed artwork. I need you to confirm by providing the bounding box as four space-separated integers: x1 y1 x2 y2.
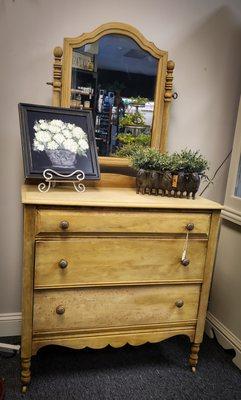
18 103 100 180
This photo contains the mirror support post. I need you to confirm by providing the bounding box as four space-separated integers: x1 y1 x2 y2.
52 46 63 107
160 60 175 153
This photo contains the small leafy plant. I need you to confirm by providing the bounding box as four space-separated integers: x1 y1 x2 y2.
130 96 149 105
130 147 209 174
119 112 146 127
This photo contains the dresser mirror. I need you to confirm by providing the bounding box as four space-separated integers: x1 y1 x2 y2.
51 22 175 169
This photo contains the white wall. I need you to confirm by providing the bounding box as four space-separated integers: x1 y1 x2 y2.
0 0 241 316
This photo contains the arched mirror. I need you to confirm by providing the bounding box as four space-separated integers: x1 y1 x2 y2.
51 23 175 169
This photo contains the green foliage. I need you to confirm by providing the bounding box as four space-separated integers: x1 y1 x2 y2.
130 96 149 105
170 149 209 173
130 148 209 173
119 112 146 127
115 144 143 158
131 148 168 171
117 133 151 147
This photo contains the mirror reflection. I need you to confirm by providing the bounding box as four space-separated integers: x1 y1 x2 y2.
71 34 158 157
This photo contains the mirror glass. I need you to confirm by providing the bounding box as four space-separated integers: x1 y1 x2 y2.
71 34 158 157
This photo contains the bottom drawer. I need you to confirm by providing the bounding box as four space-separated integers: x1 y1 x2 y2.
33 285 200 333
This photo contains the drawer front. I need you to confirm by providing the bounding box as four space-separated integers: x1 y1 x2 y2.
34 238 207 288
36 209 210 235
33 285 201 332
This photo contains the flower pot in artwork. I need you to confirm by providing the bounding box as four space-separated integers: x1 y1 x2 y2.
46 149 77 168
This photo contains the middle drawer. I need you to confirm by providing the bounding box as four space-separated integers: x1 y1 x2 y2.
35 238 207 288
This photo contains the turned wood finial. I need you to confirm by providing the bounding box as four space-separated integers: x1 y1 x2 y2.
164 60 175 102
54 46 63 58
52 46 63 107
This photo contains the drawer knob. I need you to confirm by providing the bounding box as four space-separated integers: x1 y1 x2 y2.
60 220 69 230
175 299 184 308
59 259 68 269
181 258 190 267
186 223 194 231
56 305 65 315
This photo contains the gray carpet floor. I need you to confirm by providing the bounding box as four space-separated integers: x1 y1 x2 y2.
0 334 241 400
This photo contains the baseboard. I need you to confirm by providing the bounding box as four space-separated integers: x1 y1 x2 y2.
0 313 21 337
205 311 241 370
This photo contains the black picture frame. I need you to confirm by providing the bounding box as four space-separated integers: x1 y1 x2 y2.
18 103 100 180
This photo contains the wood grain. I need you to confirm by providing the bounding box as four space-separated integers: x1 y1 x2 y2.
22 185 222 210
34 238 207 288
36 208 211 235
33 285 200 333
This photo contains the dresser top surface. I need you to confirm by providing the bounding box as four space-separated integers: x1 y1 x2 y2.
21 185 222 210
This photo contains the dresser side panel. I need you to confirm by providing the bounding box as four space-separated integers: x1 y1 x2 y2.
21 205 36 358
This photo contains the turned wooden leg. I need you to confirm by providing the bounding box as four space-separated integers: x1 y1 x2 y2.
21 357 31 393
189 343 200 372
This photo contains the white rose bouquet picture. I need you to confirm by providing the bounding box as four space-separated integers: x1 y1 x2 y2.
33 119 89 168
19 104 100 180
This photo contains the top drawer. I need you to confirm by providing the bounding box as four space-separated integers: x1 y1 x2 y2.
36 209 210 235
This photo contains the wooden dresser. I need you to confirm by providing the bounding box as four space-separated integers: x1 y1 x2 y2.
21 184 221 392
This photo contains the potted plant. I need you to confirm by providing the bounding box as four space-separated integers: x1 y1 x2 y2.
119 112 146 128
131 148 209 199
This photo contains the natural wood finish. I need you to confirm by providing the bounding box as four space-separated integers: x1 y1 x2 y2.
21 358 31 390
56 22 170 171
34 238 207 288
21 186 221 389
189 343 200 372
52 46 63 107
36 208 211 235
160 60 175 152
21 206 35 390
32 325 196 355
33 285 200 332
21 185 222 210
194 211 221 343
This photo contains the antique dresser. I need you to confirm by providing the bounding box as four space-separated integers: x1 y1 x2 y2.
21 182 221 392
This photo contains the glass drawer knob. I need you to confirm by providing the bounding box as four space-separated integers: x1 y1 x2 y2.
59 259 68 269
60 220 69 230
56 305 65 315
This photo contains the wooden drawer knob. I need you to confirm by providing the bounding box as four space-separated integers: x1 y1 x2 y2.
175 299 184 308
60 220 69 230
56 305 65 315
186 223 194 231
59 259 68 269
181 258 190 267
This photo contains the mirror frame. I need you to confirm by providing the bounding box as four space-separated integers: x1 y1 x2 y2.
51 22 175 169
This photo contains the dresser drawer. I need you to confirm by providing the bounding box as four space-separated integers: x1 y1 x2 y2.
36 209 210 235
34 238 207 288
33 284 201 332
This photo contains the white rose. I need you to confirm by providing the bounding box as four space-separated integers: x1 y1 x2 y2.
33 140 44 151
67 123 75 130
79 138 89 151
35 130 51 143
50 119 64 127
49 125 61 134
62 129 72 138
39 119 45 124
39 122 49 131
72 126 85 139
33 124 39 132
63 139 78 153
53 133 65 144
47 140 59 150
